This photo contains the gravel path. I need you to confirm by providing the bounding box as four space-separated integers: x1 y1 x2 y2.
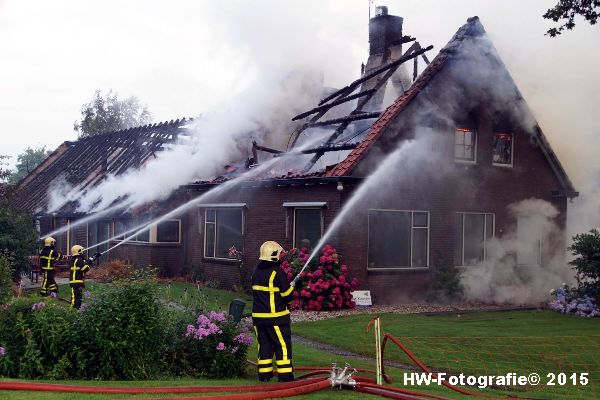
290 302 539 323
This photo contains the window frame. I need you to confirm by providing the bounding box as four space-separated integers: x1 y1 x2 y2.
454 127 478 164
111 219 181 244
455 212 495 267
367 209 430 271
86 220 113 257
292 207 324 249
203 207 244 261
492 131 514 168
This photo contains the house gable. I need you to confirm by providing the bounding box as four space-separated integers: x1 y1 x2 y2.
326 16 576 198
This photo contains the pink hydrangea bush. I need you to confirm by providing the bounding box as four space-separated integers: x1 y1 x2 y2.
280 245 358 311
181 310 253 378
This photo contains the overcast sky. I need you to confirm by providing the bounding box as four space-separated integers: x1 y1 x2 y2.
1 0 599 189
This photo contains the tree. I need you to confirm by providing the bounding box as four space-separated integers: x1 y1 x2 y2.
544 0 600 36
0 155 37 279
73 90 152 138
8 146 52 185
568 229 600 302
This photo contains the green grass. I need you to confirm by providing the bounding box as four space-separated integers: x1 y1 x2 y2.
53 281 251 312
13 289 600 399
293 310 600 399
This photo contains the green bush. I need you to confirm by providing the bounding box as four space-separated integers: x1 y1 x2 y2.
569 229 600 302
0 254 12 305
0 268 251 380
178 311 252 378
427 257 464 302
0 297 77 379
73 273 164 379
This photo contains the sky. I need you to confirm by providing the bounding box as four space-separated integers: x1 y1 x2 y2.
1 0 599 192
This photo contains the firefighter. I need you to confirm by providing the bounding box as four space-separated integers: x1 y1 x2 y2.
251 241 295 382
69 245 98 309
39 237 62 297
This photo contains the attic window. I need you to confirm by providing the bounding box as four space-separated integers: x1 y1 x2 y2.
492 132 513 166
454 128 477 163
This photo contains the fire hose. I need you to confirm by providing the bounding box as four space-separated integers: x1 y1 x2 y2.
0 377 326 395
380 333 520 399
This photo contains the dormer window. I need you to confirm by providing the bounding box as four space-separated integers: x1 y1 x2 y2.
492 132 513 167
454 127 477 163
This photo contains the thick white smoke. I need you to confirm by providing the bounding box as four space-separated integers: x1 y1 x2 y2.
462 199 574 304
73 69 324 212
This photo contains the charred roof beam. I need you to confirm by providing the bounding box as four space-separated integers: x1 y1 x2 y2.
317 44 433 106
306 112 381 127
292 89 377 121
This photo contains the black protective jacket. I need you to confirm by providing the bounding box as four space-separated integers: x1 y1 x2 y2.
39 246 62 271
70 255 91 285
251 260 294 326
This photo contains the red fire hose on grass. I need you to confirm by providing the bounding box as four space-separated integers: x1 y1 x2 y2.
0 377 325 395
381 333 518 399
144 379 332 400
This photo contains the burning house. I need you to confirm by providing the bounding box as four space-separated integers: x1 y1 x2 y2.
12 9 577 303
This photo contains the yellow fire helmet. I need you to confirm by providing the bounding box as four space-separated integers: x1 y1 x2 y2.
71 245 84 256
44 237 56 246
259 241 284 262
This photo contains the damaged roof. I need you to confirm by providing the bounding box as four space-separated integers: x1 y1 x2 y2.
12 118 191 213
323 16 577 196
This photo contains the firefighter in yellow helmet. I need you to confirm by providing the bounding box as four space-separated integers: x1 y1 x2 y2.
69 245 99 309
39 237 63 297
251 241 295 382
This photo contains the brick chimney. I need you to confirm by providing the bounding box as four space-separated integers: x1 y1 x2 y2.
368 6 404 57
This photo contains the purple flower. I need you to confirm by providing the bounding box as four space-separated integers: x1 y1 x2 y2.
32 301 46 311
50 292 57 298
216 342 226 351
209 310 227 322
84 291 91 298
197 315 211 326
231 346 238 354
185 324 196 337
0 346 5 356
234 333 253 346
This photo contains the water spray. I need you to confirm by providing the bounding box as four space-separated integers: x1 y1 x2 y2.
98 134 330 255
41 200 132 240
290 138 418 287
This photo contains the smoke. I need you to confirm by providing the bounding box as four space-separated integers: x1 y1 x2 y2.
461 198 574 304
72 69 323 212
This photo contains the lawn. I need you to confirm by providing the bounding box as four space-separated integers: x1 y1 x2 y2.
14 285 600 399
55 281 252 312
293 310 600 399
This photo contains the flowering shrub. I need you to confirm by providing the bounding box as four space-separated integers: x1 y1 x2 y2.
280 245 358 311
0 297 77 379
180 310 252 378
549 285 600 318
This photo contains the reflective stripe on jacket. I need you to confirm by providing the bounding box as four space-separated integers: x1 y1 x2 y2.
251 260 294 326
70 256 91 284
39 246 61 271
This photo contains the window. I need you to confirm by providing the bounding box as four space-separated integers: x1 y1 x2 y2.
204 208 243 259
455 213 494 266
88 221 111 256
113 219 179 243
454 128 477 162
293 208 322 249
156 220 180 243
492 132 513 166
368 210 429 269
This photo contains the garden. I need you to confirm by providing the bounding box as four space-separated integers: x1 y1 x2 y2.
0 231 599 399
